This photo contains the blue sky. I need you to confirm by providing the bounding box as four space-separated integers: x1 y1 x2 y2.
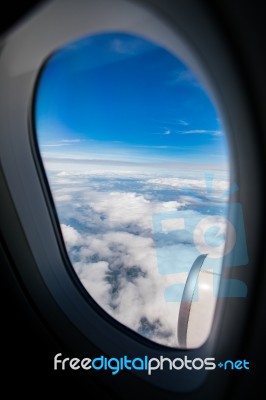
35 32 228 165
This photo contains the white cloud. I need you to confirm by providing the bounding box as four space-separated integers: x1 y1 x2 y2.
76 261 111 306
110 37 154 56
178 129 223 136
48 168 228 347
85 190 182 231
55 194 73 202
178 119 189 126
61 139 81 143
170 70 200 87
146 177 229 194
40 143 70 147
70 228 189 346
61 224 83 247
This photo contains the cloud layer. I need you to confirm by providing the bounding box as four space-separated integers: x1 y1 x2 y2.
46 163 229 347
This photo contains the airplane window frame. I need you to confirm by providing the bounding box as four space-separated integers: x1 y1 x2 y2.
0 0 262 394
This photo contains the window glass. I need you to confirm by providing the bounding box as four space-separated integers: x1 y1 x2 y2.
35 32 230 348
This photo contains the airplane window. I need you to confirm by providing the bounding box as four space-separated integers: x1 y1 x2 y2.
34 32 230 349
